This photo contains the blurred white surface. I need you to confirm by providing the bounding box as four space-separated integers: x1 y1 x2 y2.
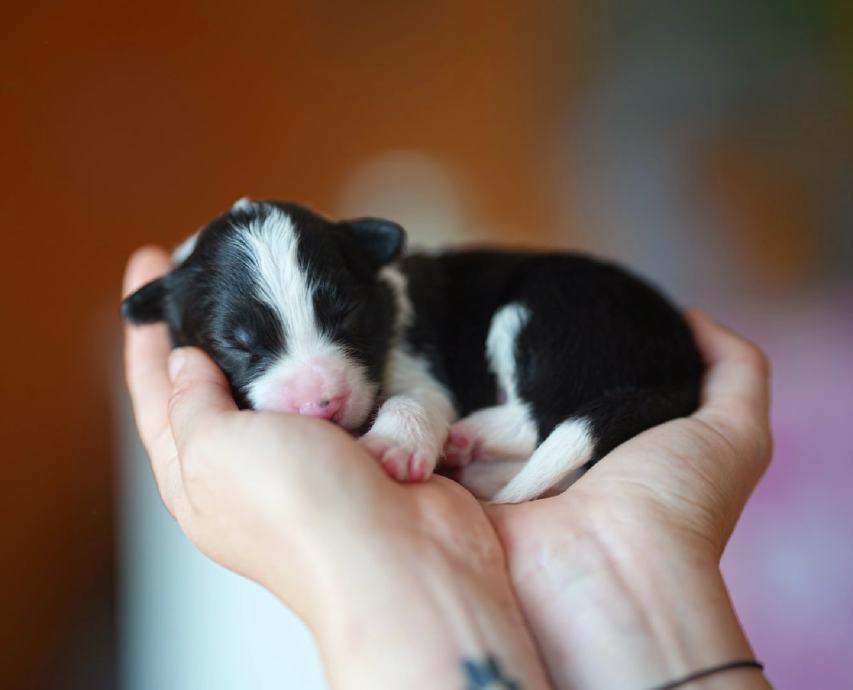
118 409 327 690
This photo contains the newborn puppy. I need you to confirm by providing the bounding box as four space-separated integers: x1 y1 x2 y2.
123 199 703 503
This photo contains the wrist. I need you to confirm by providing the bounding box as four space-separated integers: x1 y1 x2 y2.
506 518 769 690
293 535 552 689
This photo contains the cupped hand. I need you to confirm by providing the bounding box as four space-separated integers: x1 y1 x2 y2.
486 310 773 688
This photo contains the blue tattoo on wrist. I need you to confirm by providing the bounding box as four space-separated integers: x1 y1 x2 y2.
462 655 521 689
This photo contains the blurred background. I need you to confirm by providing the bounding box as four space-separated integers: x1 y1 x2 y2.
2 1 851 688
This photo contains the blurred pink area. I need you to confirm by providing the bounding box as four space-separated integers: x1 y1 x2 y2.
723 296 853 688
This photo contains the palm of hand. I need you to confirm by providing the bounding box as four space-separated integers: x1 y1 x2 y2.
486 311 771 631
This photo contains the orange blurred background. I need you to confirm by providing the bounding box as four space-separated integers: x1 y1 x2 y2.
2 2 850 689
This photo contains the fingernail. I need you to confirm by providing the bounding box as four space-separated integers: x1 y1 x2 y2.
168 349 186 381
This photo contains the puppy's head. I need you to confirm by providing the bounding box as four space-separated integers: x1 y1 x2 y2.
122 199 407 430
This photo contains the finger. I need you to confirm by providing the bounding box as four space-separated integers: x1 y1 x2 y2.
122 247 188 516
687 309 771 435
123 246 175 450
167 347 239 454
122 244 171 298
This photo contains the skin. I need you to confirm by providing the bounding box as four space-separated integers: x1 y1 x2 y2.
124 246 773 690
485 310 775 689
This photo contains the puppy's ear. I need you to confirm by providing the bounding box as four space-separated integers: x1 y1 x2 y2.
344 218 406 267
121 277 168 324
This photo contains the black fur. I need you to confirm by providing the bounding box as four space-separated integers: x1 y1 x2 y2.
123 200 703 477
403 250 702 464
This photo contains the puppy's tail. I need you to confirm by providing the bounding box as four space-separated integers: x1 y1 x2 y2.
490 384 699 504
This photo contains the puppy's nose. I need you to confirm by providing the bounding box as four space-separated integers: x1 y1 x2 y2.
297 396 344 420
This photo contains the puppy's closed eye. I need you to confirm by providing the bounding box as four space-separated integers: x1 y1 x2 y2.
231 326 256 352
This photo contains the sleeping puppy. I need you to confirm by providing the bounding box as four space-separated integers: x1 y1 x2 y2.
122 198 703 503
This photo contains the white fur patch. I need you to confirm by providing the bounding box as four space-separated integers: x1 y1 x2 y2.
486 303 531 403
439 302 541 496
378 264 413 332
451 403 538 462
172 231 199 265
236 208 325 357
383 347 455 413
458 459 528 499
490 418 594 504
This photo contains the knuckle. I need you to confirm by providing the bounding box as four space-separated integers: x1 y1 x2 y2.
691 416 742 464
754 425 774 469
167 384 189 419
740 340 771 378
730 418 773 475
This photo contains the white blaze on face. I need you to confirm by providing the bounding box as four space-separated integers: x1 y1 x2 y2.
234 206 376 428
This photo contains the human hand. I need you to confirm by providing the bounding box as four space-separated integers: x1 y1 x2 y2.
487 311 773 689
123 246 552 689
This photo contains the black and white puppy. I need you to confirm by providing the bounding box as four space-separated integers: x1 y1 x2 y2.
122 199 703 503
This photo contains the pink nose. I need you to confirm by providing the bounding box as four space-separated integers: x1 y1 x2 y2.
296 396 344 420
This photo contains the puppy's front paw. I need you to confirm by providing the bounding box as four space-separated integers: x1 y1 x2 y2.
361 435 433 482
360 400 444 483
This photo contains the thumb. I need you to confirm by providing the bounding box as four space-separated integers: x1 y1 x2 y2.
167 347 239 452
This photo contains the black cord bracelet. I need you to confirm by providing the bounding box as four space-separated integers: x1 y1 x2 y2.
646 659 765 690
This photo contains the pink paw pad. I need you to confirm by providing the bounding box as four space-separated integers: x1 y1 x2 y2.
407 455 429 482
442 428 480 467
363 438 433 483
383 451 431 483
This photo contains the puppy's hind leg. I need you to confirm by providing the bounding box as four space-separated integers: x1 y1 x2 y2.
490 383 701 504
442 403 538 467
490 418 595 504
456 459 529 501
